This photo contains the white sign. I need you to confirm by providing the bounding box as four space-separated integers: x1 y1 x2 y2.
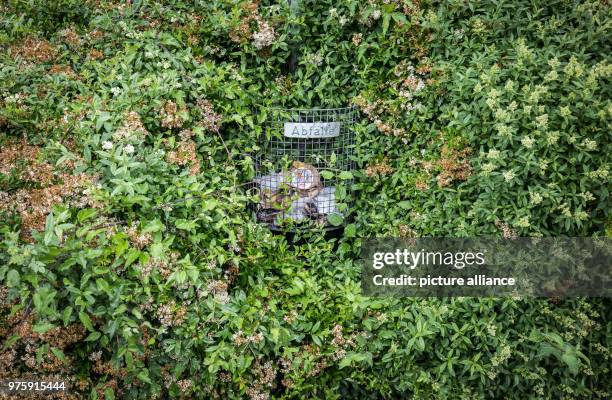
284 122 341 138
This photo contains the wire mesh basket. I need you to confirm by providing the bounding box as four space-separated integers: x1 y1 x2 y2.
253 106 356 231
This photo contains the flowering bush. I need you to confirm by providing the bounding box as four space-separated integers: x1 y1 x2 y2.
0 0 610 399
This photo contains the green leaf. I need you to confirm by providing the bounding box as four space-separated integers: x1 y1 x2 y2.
327 213 344 226
175 219 197 231
96 278 110 292
43 213 56 245
339 171 353 180
382 14 391 36
142 219 164 233
329 152 337 166
339 352 373 368
77 209 98 223
132 309 143 319
6 270 20 287
2 335 20 351
270 328 280 343
320 170 334 180
124 249 140 268
95 112 111 132
63 307 73 325
537 343 557 358
51 347 66 363
561 351 579 374
137 370 152 384
104 387 115 400
345 223 356 238
85 331 102 342
33 322 56 333
285 278 305 295
391 12 407 24
398 201 411 209
79 311 94 332
150 243 165 258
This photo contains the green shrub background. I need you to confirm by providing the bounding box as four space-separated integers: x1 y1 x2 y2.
0 0 610 398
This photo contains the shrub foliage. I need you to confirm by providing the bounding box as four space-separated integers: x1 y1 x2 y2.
0 0 610 399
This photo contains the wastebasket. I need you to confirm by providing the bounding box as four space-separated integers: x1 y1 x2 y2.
253 106 356 231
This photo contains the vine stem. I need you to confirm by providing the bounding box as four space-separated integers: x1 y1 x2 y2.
215 128 232 159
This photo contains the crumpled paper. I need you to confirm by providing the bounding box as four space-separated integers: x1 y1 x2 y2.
255 162 341 224
314 186 337 214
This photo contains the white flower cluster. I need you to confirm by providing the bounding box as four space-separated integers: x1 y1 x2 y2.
4 92 26 104
535 113 548 128
252 20 275 49
529 192 543 205
306 52 323 67
118 20 143 40
329 7 349 25
581 139 597 151
521 136 535 149
481 163 497 175
546 131 560 145
515 37 533 60
486 149 501 159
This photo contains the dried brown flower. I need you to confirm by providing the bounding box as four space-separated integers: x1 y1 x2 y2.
89 49 104 60
365 159 394 177
113 111 148 141
41 324 86 349
125 222 152 250
49 64 76 78
87 29 105 41
246 360 276 400
156 301 187 327
415 179 429 191
0 140 95 241
495 220 518 239
10 37 57 62
59 27 81 46
160 101 186 129
166 137 201 176
229 2 275 49
196 98 222 132
435 146 472 187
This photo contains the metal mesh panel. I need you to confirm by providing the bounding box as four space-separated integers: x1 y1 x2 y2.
253 107 356 230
